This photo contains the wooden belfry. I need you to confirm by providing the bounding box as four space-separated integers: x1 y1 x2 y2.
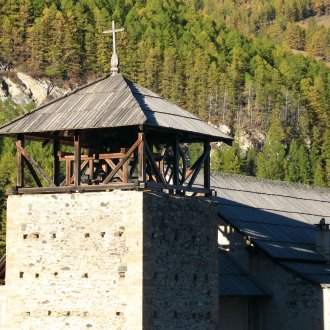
0 21 232 196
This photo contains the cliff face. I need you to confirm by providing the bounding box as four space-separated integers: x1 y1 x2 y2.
0 71 66 106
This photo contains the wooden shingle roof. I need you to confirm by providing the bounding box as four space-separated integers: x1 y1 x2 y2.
0 73 232 143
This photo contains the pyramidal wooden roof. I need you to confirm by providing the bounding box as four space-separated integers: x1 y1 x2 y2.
0 73 232 142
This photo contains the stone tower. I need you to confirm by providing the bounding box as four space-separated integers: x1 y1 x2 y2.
0 31 232 329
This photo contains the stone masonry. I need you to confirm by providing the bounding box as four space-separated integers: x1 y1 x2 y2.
1 190 218 329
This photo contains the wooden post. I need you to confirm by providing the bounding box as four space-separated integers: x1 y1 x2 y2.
74 132 81 186
121 148 129 183
53 139 60 186
204 140 211 194
17 134 24 187
138 132 145 183
173 135 179 186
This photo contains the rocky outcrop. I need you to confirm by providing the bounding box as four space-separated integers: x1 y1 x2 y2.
0 71 67 106
236 129 266 152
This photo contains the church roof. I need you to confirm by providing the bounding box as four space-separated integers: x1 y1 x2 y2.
0 73 232 143
211 173 330 286
219 252 269 296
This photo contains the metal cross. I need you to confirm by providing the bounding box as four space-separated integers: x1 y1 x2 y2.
103 20 125 74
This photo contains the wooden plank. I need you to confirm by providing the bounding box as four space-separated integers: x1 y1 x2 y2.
74 132 81 186
143 136 166 184
103 136 142 184
53 139 60 186
16 134 24 187
16 142 55 187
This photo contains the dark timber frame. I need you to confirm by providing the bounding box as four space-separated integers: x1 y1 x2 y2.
13 128 214 196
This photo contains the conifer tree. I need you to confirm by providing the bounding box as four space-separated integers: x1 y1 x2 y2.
257 109 286 180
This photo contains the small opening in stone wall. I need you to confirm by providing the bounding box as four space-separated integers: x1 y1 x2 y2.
26 312 30 316
119 272 125 278
51 233 56 239
48 311 51 316
23 234 28 239
32 233 39 239
85 233 90 238
151 232 155 240
19 272 24 278
116 312 121 316
83 273 88 278
175 274 179 282
192 235 196 245
193 274 197 285
205 273 208 283
35 273 39 278
54 272 58 277
101 232 105 237
66 311 70 316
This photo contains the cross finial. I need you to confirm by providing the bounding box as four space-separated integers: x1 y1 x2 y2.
103 21 125 74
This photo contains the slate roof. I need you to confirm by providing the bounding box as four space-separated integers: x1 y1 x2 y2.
219 252 269 296
211 173 330 286
0 74 232 143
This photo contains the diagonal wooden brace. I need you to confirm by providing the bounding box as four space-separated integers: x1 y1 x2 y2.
102 136 142 184
143 137 166 184
16 142 55 187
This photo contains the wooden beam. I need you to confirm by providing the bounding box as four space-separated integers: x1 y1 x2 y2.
204 141 211 193
89 160 94 180
173 136 179 186
17 182 137 195
144 182 212 195
53 139 60 186
103 136 142 184
138 132 146 182
16 142 55 187
188 146 210 188
74 132 81 186
143 136 166 184
24 158 42 187
121 148 129 183
64 160 71 186
104 159 124 181
16 134 24 187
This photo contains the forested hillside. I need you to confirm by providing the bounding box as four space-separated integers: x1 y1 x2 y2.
0 0 329 191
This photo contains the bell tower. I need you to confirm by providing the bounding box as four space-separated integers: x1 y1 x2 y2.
0 23 231 329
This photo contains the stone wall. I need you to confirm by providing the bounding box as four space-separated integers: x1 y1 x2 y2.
2 191 218 330
324 287 330 330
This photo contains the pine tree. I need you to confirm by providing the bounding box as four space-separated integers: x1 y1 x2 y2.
285 139 300 182
257 109 286 180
